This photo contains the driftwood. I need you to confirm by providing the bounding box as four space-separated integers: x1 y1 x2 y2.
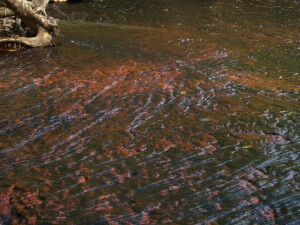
0 0 59 49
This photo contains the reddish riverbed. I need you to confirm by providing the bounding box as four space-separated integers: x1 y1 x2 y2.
0 0 299 224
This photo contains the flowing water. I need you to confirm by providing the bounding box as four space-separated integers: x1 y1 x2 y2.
0 0 299 224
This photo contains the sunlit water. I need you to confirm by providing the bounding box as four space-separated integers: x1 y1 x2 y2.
0 0 299 224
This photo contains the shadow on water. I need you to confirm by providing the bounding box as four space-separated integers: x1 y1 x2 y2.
0 0 299 224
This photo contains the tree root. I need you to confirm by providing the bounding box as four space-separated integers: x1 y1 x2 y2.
0 0 59 49
0 7 14 18
0 26 51 47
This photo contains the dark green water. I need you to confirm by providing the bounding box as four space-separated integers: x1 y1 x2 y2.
0 0 299 224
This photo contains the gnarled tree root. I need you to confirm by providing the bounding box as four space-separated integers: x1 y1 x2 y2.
0 26 52 47
0 0 59 49
0 7 14 18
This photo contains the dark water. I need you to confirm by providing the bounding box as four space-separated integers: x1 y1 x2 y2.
0 0 299 224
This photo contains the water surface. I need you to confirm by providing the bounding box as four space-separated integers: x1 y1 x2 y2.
0 0 299 224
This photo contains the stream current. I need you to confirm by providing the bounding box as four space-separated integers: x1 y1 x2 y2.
0 0 299 224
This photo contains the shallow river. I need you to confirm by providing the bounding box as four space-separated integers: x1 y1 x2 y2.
0 0 299 224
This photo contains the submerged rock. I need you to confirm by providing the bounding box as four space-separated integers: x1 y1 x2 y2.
0 186 45 225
